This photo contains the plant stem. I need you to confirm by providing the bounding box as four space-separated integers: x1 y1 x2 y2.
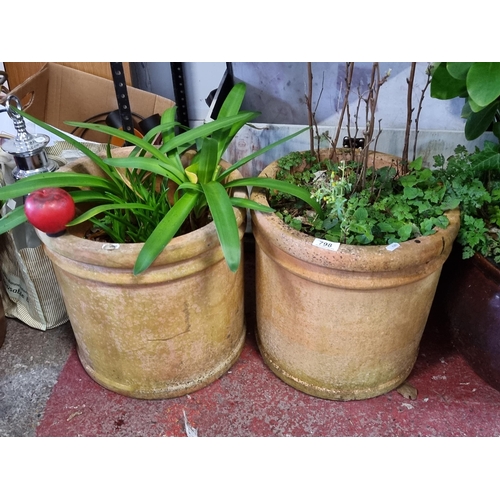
332 63 354 162
307 63 315 158
413 64 431 162
402 62 416 172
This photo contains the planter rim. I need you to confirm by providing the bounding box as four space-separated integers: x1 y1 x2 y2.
251 158 460 276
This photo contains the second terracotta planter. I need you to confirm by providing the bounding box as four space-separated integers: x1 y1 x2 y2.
251 158 460 401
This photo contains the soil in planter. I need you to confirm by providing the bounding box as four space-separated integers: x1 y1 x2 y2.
269 150 453 248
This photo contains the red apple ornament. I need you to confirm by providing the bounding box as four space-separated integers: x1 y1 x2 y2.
24 188 76 236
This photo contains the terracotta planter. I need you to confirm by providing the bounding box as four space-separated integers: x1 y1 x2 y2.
438 246 500 392
36 152 247 399
250 156 460 401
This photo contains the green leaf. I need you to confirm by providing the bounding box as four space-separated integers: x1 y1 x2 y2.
461 100 473 119
482 140 500 153
418 168 433 182
440 197 461 211
65 121 171 162
197 137 219 185
134 191 199 275
354 233 373 244
376 166 397 184
468 96 489 113
465 101 500 140
160 107 179 144
398 224 413 240
69 190 117 204
472 147 500 170
353 207 368 221
217 127 310 182
447 62 472 81
436 215 450 228
409 157 423 171
67 203 155 226
399 174 418 188
0 205 28 234
420 219 437 235
467 62 500 107
377 221 395 233
131 119 181 153
159 112 259 156
216 83 246 119
0 172 119 201
216 115 253 163
212 83 248 157
229 197 275 213
202 181 241 272
430 63 467 100
103 156 187 186
226 176 324 216
176 182 204 193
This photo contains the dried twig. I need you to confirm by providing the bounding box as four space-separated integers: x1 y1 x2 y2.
305 63 325 162
355 63 390 191
402 63 417 172
332 63 354 162
413 64 431 162
306 63 315 157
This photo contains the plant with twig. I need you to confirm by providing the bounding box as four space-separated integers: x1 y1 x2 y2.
268 62 454 248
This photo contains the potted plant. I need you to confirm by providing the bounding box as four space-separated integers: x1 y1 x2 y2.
430 62 500 392
0 82 317 399
249 62 460 400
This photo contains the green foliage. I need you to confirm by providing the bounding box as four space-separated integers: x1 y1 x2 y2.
269 151 452 246
0 83 318 275
432 142 500 263
430 62 500 141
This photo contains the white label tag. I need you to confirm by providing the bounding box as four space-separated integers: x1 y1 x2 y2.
7 199 16 210
386 242 401 251
313 238 340 251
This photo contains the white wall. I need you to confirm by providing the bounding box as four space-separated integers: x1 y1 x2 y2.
3 62 490 175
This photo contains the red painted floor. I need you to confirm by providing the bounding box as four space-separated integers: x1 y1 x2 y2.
35 236 500 436
35 325 500 437
4 246 498 500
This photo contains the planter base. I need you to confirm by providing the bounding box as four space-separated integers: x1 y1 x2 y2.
257 334 415 401
77 327 246 399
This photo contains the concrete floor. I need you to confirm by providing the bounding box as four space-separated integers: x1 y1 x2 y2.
0 318 74 436
1 235 500 437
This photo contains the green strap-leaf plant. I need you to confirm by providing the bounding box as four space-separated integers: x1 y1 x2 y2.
0 82 321 275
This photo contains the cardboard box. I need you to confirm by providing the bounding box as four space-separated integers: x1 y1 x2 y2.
8 62 175 143
0 64 176 331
